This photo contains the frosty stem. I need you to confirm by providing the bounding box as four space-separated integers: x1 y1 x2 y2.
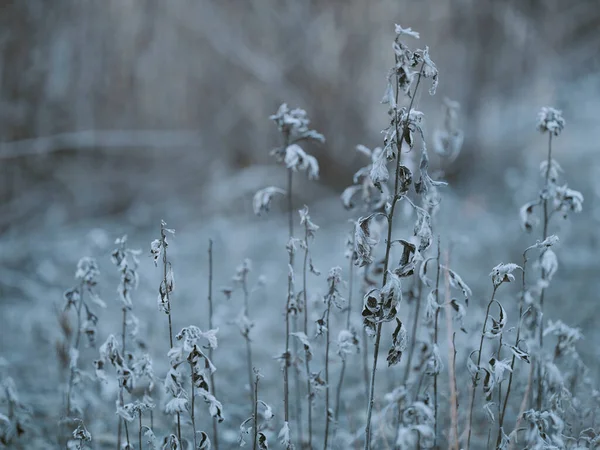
190 360 198 449
497 250 529 445
118 306 131 450
302 222 314 448
363 61 425 450
466 284 499 450
66 280 85 417
334 230 355 423
208 239 219 450
433 237 441 448
241 273 255 416
161 222 182 443
283 165 293 432
323 283 332 450
536 132 553 411
252 371 259 450
138 412 143 450
403 275 423 385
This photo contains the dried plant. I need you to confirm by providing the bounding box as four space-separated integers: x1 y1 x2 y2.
5 20 597 450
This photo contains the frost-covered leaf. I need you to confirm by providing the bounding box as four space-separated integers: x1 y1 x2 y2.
414 148 447 206
483 402 496 423
253 187 286 216
536 107 565 136
290 332 312 360
341 185 362 210
449 299 467 333
354 214 380 267
257 432 269 449
419 257 436 287
444 267 472 304
369 153 389 192
528 235 559 251
467 350 481 384
258 400 274 421
489 263 522 287
238 418 252 447
413 206 432 253
387 319 407 367
337 329 359 360
507 344 531 364
540 249 558 281
484 301 507 339
394 24 420 39
278 421 292 449
197 431 211 449
162 434 181 450
165 397 188 415
197 389 224 423
520 201 540 232
554 185 584 215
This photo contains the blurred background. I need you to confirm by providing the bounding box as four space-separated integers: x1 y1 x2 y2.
1 1 600 446
2 0 599 227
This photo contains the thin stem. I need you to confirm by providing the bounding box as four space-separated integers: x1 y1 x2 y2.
138 412 143 450
253 372 259 450
207 239 219 450
433 237 441 449
403 277 423 385
323 291 332 450
66 280 85 416
496 335 503 437
466 285 499 450
283 166 293 429
293 317 303 445
302 222 313 448
161 222 181 442
364 61 425 450
190 361 198 448
334 229 356 423
536 132 553 411
361 266 371 401
241 275 255 414
443 254 459 450
497 250 529 445
117 306 129 449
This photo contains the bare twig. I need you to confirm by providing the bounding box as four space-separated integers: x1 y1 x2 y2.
208 239 219 449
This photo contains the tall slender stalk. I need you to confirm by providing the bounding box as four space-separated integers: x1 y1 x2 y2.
240 270 255 413
403 276 423 385
207 240 219 449
363 62 425 450
444 250 459 450
118 306 131 450
66 280 85 417
466 285 499 450
497 249 529 445
190 359 198 449
283 166 293 430
138 412 142 450
323 278 333 450
536 132 553 411
302 220 314 448
361 266 371 401
334 229 355 422
160 222 182 443
252 370 260 450
433 237 441 448
289 201 303 446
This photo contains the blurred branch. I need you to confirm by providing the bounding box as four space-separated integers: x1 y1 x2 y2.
0 130 203 160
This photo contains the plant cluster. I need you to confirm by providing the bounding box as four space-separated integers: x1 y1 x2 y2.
2 23 596 450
